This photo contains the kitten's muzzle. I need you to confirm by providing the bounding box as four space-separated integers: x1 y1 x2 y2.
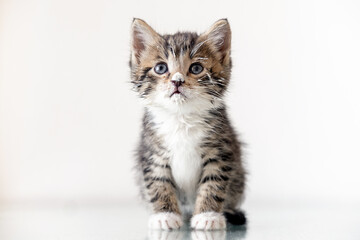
170 72 185 97
170 85 182 97
171 80 182 88
170 81 184 97
171 72 185 84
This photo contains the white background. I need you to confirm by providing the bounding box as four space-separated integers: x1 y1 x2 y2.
1 0 360 205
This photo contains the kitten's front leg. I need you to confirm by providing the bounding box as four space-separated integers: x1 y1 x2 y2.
191 158 230 230
143 160 183 230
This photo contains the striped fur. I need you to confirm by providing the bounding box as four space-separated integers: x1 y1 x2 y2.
130 18 246 230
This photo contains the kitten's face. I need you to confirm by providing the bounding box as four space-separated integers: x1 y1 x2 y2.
130 19 232 113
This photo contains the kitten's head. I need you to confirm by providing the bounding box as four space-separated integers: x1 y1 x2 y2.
130 18 232 113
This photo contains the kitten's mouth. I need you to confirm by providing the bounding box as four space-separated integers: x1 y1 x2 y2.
170 89 185 98
170 90 181 97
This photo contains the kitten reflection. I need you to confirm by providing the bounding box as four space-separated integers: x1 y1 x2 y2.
191 230 226 240
148 230 184 240
147 230 226 240
147 225 246 240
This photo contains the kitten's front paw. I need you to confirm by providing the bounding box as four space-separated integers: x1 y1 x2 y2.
191 212 226 230
149 212 183 230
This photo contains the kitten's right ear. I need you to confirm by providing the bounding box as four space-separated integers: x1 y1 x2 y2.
131 18 160 64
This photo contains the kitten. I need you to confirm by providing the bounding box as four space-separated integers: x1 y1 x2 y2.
130 18 246 230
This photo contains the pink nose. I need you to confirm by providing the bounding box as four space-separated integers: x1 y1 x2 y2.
171 80 182 87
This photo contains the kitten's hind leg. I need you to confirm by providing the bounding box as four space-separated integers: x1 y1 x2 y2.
224 168 247 225
223 208 247 225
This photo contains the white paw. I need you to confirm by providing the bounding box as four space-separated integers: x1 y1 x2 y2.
148 212 183 230
191 212 226 230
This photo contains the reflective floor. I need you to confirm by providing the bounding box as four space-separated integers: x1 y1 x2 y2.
0 199 359 240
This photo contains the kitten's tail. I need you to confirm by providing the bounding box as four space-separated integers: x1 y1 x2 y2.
224 209 247 225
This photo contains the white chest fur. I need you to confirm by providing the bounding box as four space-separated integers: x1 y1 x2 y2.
151 109 205 203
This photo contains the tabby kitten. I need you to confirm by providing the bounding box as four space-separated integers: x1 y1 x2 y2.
130 18 246 230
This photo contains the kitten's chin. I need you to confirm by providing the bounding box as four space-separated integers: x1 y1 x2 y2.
170 92 187 103
146 93 222 116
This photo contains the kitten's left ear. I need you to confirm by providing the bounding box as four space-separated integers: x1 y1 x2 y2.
201 19 231 63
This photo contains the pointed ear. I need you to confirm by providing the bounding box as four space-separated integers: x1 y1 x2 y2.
201 19 231 62
131 18 160 64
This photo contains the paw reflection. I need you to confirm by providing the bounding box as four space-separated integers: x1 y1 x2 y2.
148 230 184 240
191 230 226 240
147 224 246 240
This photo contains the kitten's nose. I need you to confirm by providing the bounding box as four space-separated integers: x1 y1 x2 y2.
171 80 182 87
171 72 184 87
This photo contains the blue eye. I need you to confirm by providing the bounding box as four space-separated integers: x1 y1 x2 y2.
154 63 168 74
189 63 203 74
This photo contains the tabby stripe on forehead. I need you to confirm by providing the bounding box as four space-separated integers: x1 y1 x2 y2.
162 39 170 59
182 45 188 53
169 46 176 57
163 47 169 59
190 40 205 58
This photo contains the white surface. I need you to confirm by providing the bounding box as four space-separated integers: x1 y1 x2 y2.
1 0 360 204
0 200 359 240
